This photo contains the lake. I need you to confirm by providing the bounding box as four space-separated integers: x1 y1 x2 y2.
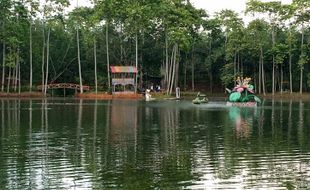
0 98 309 189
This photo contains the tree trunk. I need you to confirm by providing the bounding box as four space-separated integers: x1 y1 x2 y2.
106 22 110 89
18 60 21 94
238 51 241 74
94 39 97 94
41 24 45 93
167 44 174 95
77 27 83 94
209 40 213 94
169 44 177 95
120 25 123 62
135 33 138 93
261 47 266 95
44 28 50 95
139 31 145 90
12 67 16 92
191 50 194 91
7 67 11 93
300 69 303 94
1 42 5 92
280 65 283 94
29 22 33 92
289 29 293 94
183 54 187 90
258 55 261 94
299 25 304 94
174 48 179 89
165 32 169 89
14 52 19 92
234 50 237 82
272 26 275 95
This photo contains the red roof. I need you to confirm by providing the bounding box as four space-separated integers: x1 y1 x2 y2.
110 66 138 73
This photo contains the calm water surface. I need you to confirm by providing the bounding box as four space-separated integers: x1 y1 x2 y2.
0 98 309 189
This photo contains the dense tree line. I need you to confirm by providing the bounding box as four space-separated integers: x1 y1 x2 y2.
0 0 309 95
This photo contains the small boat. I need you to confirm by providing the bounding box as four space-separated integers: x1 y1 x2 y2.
192 92 208 104
226 77 261 107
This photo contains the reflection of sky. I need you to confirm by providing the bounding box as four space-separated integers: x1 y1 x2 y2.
190 149 310 189
31 158 94 189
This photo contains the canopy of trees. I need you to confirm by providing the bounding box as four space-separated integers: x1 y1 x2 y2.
0 0 309 95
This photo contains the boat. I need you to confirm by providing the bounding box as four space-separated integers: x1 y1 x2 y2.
226 77 261 107
192 92 208 104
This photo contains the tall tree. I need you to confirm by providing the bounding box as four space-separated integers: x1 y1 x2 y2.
246 19 270 95
280 4 297 93
154 0 204 94
246 0 283 95
76 0 83 94
293 0 310 94
94 0 118 89
42 0 70 95
122 0 153 92
0 0 13 92
216 10 244 86
25 0 39 92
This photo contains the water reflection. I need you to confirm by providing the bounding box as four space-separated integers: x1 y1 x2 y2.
0 99 309 189
298 100 304 146
109 100 138 145
228 107 256 138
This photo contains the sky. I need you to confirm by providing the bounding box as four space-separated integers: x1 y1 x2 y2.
191 0 292 15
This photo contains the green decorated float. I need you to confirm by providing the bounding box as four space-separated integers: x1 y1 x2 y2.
226 77 261 106
192 92 208 104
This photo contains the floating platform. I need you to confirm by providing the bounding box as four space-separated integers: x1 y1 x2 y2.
226 101 257 107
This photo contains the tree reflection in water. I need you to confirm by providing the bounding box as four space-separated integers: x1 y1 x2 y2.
0 99 309 189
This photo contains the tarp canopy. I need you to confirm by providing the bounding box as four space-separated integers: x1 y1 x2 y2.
110 66 138 73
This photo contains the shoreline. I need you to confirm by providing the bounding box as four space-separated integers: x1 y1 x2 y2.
1 91 310 101
75 92 143 99
0 92 46 98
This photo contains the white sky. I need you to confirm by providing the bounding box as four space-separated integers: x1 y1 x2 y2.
191 0 292 15
191 0 292 23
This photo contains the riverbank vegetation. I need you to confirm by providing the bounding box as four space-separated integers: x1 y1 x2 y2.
0 0 309 97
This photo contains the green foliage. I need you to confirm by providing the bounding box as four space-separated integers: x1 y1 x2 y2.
298 44 309 68
298 52 308 69
220 63 234 87
272 43 288 65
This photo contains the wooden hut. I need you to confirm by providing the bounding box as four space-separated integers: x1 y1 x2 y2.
110 66 138 94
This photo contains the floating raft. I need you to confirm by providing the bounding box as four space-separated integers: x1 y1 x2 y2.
226 101 257 107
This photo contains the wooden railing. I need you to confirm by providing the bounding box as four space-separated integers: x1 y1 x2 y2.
37 83 90 91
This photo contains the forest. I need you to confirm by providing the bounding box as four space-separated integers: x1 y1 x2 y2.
0 0 309 95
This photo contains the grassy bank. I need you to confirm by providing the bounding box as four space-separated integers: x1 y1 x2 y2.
0 92 45 98
1 91 310 102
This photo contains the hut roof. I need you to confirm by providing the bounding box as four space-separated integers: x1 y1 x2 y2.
110 66 138 73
